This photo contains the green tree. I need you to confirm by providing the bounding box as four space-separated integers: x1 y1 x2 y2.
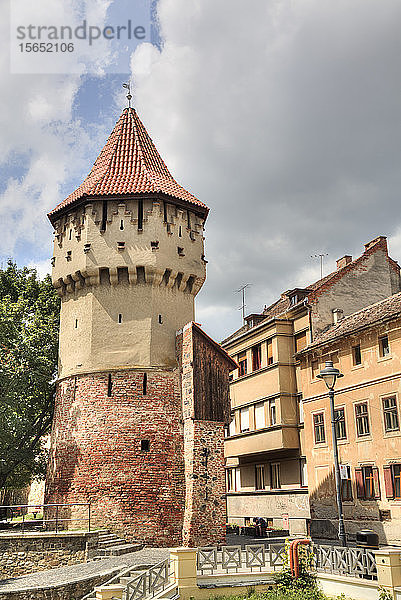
0 260 59 490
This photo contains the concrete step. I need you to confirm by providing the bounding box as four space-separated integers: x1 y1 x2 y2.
97 533 117 541
98 538 126 548
99 542 143 556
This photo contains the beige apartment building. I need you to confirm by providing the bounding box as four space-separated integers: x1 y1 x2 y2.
297 292 401 544
222 236 401 536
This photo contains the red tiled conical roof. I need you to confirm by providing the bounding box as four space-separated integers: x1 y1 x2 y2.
48 107 207 221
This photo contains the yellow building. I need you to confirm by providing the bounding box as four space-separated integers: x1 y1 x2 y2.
298 291 401 544
222 236 401 536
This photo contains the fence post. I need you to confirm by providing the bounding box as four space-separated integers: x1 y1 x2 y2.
373 548 401 599
170 547 198 600
95 584 124 600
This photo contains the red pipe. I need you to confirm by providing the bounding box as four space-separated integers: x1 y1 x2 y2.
289 539 311 578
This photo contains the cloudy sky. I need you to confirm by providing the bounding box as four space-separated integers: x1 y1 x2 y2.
1 0 401 341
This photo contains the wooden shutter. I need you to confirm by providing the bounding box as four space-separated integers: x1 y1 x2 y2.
355 468 365 499
383 465 394 499
373 467 381 499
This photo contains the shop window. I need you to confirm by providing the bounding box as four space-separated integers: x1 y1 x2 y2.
334 407 347 440
355 402 370 437
355 465 380 499
313 412 325 444
383 397 400 432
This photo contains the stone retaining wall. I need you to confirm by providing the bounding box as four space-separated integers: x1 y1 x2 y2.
0 566 121 600
0 531 99 579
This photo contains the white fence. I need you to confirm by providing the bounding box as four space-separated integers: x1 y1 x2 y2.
197 543 377 580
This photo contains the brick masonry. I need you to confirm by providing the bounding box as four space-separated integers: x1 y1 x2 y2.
45 323 235 547
45 369 185 546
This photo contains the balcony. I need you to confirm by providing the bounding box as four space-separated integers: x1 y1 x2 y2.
224 425 299 458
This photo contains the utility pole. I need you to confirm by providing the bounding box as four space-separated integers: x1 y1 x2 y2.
235 284 250 324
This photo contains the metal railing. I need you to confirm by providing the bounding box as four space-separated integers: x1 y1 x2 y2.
197 543 377 580
314 544 377 579
125 559 176 600
0 503 91 533
197 544 285 575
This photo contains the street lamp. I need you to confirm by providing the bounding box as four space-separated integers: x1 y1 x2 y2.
317 360 346 547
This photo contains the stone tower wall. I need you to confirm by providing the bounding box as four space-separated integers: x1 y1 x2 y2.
51 198 206 378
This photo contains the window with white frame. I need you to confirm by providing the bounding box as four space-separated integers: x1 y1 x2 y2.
382 397 400 432
255 402 265 429
270 463 281 489
300 457 308 487
229 417 236 436
240 407 250 432
255 465 266 490
269 399 277 426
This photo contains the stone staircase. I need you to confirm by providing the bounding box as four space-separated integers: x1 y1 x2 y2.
91 530 143 559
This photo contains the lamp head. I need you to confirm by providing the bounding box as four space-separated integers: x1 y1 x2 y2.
317 360 343 390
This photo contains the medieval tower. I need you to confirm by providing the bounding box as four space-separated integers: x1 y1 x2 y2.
45 105 235 546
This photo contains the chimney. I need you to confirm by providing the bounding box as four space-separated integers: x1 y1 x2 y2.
336 255 352 270
332 308 344 324
364 236 387 253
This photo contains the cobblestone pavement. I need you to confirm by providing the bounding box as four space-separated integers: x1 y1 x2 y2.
0 547 169 591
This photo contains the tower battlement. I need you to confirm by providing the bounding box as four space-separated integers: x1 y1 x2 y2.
51 198 206 297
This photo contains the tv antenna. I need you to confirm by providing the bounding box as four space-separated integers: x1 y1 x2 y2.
235 284 251 324
311 253 329 279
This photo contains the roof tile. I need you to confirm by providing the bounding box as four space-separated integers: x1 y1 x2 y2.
48 107 207 220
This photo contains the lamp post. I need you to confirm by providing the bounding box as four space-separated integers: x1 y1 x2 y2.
317 360 346 547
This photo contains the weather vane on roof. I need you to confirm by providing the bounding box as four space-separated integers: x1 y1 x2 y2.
122 81 132 108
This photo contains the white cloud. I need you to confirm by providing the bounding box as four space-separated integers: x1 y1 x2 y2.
130 0 401 340
0 0 113 260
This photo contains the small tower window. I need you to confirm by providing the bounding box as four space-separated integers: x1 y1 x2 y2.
143 373 147 395
66 251 72 261
120 220 124 230
101 200 108 232
107 373 112 397
138 199 143 230
118 313 122 323
179 225 182 237
69 229 72 240
51 257 56 267
141 440 150 452
158 314 163 324
177 247 185 257
75 319 78 328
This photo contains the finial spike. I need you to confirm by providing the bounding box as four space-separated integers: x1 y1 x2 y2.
122 81 132 108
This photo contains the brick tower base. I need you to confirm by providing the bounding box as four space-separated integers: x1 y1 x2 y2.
45 322 235 546
45 368 185 546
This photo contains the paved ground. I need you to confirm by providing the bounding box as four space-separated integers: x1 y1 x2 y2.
0 547 169 591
